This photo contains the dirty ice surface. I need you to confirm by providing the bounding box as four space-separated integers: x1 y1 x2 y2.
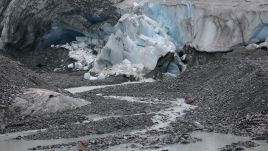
11 88 89 116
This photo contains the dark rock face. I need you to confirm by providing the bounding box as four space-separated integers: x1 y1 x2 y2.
0 0 10 18
20 47 72 71
0 0 119 65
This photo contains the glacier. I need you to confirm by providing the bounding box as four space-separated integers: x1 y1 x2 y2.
93 13 176 72
2 0 268 78
93 0 268 77
123 0 268 52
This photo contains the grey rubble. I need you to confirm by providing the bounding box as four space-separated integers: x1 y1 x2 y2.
1 48 268 150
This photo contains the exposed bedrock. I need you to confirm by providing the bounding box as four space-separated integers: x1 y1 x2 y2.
94 0 268 74
0 0 120 66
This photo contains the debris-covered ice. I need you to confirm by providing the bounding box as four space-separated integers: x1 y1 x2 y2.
11 88 90 116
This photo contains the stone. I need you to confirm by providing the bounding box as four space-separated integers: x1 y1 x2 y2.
185 96 195 104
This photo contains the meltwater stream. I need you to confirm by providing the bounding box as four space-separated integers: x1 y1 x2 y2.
1 130 268 151
105 132 268 151
0 130 119 151
1 81 268 151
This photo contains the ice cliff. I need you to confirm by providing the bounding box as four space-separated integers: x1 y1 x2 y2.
117 0 268 52
94 14 176 71
94 0 268 76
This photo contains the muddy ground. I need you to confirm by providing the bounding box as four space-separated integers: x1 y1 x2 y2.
0 48 268 151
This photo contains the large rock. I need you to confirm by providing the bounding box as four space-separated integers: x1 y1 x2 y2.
11 88 90 116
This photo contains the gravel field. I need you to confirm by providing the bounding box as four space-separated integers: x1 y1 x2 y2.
0 48 268 151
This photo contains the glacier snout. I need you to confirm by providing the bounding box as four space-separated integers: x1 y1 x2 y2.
93 0 268 78
94 13 176 73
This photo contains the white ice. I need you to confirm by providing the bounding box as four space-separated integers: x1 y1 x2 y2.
52 37 97 71
93 0 268 77
93 13 176 75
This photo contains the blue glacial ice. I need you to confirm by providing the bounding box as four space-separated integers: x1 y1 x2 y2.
93 13 176 73
93 0 268 77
